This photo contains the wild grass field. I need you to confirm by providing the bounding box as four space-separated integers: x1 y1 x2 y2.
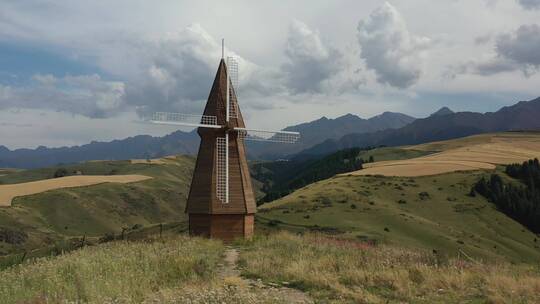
0 235 224 303
1 230 539 304
238 232 540 303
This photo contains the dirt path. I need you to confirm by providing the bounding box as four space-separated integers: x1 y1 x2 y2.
220 247 313 304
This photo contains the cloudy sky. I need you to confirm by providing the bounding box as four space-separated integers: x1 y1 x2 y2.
1 0 539 149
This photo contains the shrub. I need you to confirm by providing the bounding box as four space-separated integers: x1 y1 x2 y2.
131 224 143 230
267 220 282 227
53 168 69 178
408 268 425 285
0 228 27 245
418 192 430 200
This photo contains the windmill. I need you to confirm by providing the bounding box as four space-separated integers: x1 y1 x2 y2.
149 40 300 241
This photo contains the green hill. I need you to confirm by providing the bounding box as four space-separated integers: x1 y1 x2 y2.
0 156 195 256
259 169 540 263
253 146 431 203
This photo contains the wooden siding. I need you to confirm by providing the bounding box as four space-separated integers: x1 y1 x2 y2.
185 59 257 218
244 215 255 239
189 214 211 238
188 214 255 242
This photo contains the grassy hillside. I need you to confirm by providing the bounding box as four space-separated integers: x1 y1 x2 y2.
0 156 195 256
259 169 540 263
253 147 431 203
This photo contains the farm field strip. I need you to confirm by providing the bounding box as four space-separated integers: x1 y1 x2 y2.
350 133 540 177
0 175 152 207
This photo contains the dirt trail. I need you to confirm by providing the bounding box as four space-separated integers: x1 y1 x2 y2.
220 247 313 304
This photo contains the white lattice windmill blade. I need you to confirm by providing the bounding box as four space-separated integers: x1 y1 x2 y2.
235 128 300 144
150 112 221 129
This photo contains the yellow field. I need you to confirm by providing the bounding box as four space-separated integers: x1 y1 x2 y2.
0 175 152 207
351 132 540 177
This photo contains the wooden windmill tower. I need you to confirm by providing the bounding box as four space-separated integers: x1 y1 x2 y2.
150 41 300 241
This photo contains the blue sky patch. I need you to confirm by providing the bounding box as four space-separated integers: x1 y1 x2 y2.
0 41 102 85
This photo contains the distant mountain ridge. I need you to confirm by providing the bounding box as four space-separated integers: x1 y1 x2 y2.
252 111 416 159
299 97 540 156
430 107 454 116
0 111 416 169
0 131 200 169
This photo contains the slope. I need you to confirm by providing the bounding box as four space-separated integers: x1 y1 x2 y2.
0 156 195 256
259 170 540 263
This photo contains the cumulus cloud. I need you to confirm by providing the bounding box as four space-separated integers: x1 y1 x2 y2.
453 24 540 77
0 22 287 119
496 24 540 70
281 20 344 94
124 24 284 115
356 2 431 88
0 74 125 118
518 0 540 10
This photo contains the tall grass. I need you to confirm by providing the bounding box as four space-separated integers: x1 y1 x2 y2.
0 236 223 303
238 232 540 303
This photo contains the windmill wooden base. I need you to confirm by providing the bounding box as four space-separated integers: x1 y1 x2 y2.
189 214 254 241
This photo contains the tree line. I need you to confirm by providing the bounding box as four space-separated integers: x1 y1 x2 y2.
253 147 372 204
472 159 540 233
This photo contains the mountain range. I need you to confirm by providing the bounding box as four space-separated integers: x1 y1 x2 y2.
0 111 415 169
2 97 540 169
299 97 540 156
246 111 416 159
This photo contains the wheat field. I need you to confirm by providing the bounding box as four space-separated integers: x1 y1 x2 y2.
351 132 540 177
0 175 151 207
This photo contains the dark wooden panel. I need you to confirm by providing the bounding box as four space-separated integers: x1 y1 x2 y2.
189 214 211 237
210 214 246 242
186 135 215 214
